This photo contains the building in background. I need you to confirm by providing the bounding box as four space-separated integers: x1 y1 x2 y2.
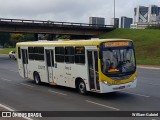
134 5 160 29
111 18 119 28
134 6 149 23
89 17 105 26
121 16 133 28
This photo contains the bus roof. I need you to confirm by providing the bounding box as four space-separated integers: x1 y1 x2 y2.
16 39 132 47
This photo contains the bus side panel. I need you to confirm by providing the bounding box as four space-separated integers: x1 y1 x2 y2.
68 64 89 90
54 63 69 86
27 60 48 83
53 63 89 90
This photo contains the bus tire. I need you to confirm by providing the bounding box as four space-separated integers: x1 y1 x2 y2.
34 72 41 85
77 80 87 95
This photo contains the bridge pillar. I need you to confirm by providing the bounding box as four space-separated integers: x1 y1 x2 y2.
34 33 38 41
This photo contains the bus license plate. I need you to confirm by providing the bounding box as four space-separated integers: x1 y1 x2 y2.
119 86 125 89
111 80 122 85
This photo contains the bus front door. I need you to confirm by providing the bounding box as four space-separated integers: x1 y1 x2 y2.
21 49 28 78
87 51 100 91
45 50 54 83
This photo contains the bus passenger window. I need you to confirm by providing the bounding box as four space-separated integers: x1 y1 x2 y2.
75 47 85 64
34 47 44 61
55 47 65 62
28 47 34 60
65 47 74 63
28 47 44 61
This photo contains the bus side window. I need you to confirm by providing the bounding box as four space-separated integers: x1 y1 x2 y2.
28 47 34 60
18 47 21 59
65 47 74 63
75 47 85 64
55 47 65 62
34 47 44 61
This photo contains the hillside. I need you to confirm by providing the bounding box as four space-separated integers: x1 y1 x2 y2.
100 29 160 65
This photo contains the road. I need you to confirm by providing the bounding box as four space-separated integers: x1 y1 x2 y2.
0 55 160 120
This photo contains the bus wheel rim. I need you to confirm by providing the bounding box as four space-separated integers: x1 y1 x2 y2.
79 82 85 93
35 75 39 83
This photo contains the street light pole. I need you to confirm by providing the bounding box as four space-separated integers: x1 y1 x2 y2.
114 0 115 19
114 0 115 27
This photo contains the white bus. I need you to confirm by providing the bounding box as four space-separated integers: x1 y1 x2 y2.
16 39 137 94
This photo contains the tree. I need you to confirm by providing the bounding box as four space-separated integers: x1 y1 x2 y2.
10 34 25 47
24 34 36 41
57 35 70 39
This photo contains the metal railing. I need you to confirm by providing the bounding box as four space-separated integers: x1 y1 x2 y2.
0 18 114 28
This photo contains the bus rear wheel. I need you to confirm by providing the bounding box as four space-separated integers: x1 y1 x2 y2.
77 80 87 95
34 73 41 85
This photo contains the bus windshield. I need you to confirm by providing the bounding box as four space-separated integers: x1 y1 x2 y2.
101 47 136 77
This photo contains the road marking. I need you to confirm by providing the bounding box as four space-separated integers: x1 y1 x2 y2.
0 103 14 111
48 90 67 96
139 81 160 86
9 69 18 73
85 100 120 111
1 78 12 82
147 83 160 86
20 83 34 88
138 66 160 70
121 91 150 98
0 103 33 120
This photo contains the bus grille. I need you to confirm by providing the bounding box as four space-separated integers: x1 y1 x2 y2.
110 75 131 81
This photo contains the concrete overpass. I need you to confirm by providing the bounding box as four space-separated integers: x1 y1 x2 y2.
0 18 114 39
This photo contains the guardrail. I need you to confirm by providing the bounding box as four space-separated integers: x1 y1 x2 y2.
0 18 114 28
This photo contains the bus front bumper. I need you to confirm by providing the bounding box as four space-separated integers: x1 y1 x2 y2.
99 78 137 93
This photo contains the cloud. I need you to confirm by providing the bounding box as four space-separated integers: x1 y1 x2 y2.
0 0 160 24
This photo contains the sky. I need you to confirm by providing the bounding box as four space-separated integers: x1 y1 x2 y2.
0 0 160 24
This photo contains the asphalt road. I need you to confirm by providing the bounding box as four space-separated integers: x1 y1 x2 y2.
0 55 160 120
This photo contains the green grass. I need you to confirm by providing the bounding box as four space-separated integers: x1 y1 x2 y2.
0 48 16 54
100 29 160 66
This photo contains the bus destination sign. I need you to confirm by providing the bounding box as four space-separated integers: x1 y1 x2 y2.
103 41 131 48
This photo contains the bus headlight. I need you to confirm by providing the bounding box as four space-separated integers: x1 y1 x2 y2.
102 80 111 86
133 76 137 82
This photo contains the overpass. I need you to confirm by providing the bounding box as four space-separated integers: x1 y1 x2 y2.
0 18 114 39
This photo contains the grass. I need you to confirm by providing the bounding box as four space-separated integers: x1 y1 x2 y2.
100 29 160 66
0 48 16 54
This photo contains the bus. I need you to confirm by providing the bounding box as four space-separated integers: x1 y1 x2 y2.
16 39 137 94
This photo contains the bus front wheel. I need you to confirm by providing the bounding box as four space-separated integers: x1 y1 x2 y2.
34 73 41 85
77 80 87 95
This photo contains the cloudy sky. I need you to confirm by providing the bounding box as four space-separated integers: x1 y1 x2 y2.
0 0 159 24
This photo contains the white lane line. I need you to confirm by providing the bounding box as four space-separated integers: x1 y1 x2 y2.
48 90 67 96
9 70 18 73
1 78 12 82
0 103 33 120
121 91 150 98
20 83 34 88
138 66 160 70
85 100 120 111
147 83 160 86
0 103 14 111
